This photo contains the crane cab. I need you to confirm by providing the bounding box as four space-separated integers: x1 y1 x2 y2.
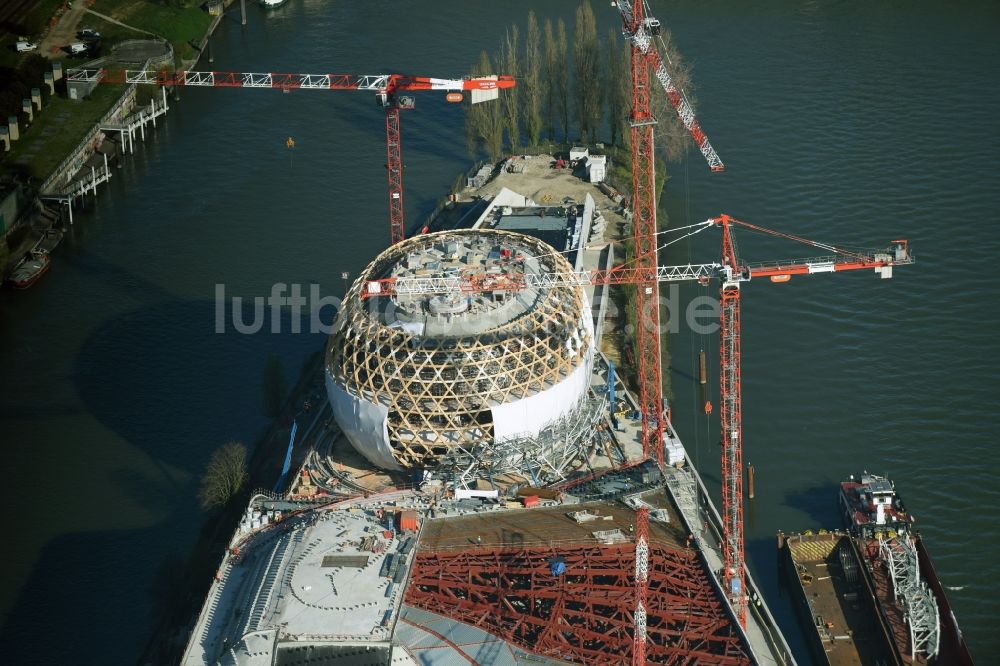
376 93 416 110
892 240 910 262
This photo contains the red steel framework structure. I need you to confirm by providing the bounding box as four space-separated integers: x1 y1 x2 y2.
719 220 745 626
64 68 514 245
405 539 751 665
626 0 665 471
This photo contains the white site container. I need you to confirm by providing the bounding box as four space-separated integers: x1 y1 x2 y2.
586 155 607 183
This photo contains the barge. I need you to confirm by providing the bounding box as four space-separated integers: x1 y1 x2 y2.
780 474 975 665
778 529 895 665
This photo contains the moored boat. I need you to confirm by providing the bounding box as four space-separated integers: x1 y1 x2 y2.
840 473 975 665
6 252 50 289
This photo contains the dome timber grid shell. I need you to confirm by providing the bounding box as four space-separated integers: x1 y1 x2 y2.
326 229 593 470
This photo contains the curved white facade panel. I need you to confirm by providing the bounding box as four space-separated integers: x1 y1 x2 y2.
491 348 593 442
325 372 401 471
491 308 594 442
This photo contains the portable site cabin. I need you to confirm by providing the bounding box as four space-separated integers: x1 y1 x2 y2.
586 155 607 183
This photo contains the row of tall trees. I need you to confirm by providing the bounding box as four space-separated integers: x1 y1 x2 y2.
465 1 696 164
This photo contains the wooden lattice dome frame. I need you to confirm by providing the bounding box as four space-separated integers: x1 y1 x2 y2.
326 229 593 470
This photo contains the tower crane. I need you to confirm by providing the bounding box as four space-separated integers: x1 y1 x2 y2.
361 219 914 638
613 2 717 660
65 67 514 245
611 0 724 493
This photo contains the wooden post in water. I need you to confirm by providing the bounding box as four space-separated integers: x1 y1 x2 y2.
241 0 247 26
173 57 181 102
747 463 755 500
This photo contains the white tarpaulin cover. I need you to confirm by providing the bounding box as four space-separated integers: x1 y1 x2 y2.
326 371 401 470
491 304 595 442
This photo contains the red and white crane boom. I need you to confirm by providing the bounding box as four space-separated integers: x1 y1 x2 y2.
612 0 726 498
362 261 720 298
612 4 724 653
66 67 514 246
614 0 724 172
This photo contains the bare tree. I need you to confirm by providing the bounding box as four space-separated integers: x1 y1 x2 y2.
522 11 543 147
650 28 696 163
555 18 570 143
543 19 557 140
464 50 506 162
498 25 520 151
605 28 629 146
198 441 249 510
573 0 602 143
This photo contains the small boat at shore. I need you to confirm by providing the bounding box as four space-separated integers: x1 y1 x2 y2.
6 252 50 289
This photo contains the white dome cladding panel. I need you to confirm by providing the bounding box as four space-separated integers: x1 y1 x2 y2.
326 229 594 470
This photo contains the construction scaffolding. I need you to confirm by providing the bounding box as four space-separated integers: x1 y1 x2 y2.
437 395 606 488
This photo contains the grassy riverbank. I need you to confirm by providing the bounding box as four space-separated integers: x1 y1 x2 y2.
90 0 213 64
3 84 124 180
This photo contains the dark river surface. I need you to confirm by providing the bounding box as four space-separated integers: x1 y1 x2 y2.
0 1 997 663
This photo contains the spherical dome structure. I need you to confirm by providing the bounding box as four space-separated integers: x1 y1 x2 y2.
326 229 594 471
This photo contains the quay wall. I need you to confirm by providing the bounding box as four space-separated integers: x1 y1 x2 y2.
39 83 139 195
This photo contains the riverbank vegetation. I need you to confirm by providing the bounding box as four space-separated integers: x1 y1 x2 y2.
2 83 124 180
0 0 215 185
90 0 213 63
465 1 695 166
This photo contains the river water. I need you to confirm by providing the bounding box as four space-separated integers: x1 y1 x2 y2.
0 1 996 663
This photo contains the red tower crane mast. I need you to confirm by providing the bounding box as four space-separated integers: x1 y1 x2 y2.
362 220 913 634
65 68 514 246
613 0 724 479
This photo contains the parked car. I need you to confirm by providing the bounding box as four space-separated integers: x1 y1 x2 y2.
68 42 89 54
16 41 38 52
77 28 101 40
